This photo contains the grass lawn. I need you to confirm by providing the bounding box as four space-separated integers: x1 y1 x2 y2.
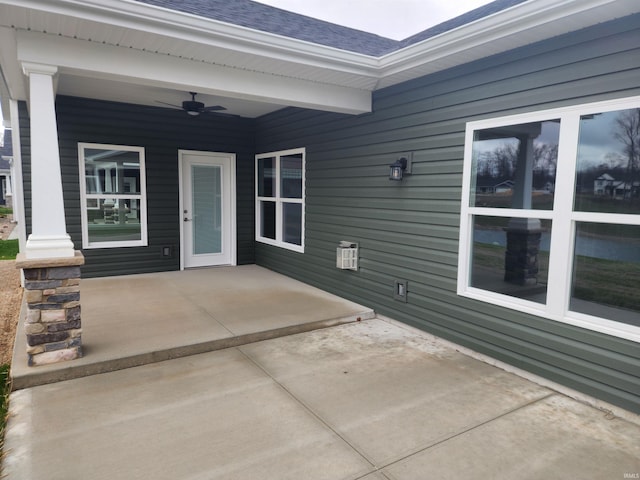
474 242 640 312
0 206 18 260
573 254 640 311
0 240 18 260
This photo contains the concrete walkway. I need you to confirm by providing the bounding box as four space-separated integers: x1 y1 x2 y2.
4 318 640 479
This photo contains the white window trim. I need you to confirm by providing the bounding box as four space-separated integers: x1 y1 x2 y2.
255 147 305 253
458 96 640 343
78 143 148 249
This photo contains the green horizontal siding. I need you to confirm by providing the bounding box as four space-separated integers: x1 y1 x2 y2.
21 96 256 277
255 14 640 413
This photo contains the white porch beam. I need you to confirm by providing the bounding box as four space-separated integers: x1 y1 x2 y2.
0 27 27 125
22 62 75 259
16 31 372 115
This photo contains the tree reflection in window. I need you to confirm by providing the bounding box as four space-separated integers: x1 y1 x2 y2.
575 108 640 214
571 108 640 326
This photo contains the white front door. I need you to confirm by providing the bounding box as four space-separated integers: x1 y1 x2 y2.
179 151 235 268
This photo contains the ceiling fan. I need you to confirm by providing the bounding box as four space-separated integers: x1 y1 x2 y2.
157 92 226 116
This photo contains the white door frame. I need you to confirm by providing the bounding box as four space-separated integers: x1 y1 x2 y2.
178 150 236 269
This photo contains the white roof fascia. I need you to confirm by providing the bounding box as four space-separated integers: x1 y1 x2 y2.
0 0 380 77
377 0 640 81
1 0 638 114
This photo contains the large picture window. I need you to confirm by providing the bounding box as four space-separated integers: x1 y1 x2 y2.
78 143 147 248
255 148 305 252
458 97 640 342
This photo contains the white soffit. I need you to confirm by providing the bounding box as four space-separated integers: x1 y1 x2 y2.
14 30 372 115
0 0 638 117
57 76 286 119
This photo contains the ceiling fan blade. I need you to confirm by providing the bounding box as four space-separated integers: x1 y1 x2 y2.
202 105 226 112
156 101 182 108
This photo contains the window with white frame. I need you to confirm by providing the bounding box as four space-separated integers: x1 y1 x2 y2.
255 148 305 252
78 143 147 248
458 97 640 342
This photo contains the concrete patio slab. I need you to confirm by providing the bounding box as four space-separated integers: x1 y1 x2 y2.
4 348 374 480
385 394 640 480
239 319 553 467
11 265 374 389
4 319 639 480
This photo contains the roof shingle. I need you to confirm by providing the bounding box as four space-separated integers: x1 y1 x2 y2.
400 0 529 47
133 0 400 55
133 0 531 56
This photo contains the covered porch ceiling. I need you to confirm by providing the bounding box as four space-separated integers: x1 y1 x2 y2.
1 0 638 124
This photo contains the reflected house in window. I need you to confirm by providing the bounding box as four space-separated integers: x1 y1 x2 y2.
594 173 640 199
594 173 615 195
462 103 640 336
471 120 558 292
475 179 514 195
79 144 147 249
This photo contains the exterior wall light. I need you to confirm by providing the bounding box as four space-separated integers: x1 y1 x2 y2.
389 153 412 180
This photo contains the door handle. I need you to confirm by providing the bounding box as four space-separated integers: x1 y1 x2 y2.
184 217 192 222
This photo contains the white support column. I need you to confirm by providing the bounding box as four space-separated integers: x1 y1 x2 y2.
508 132 541 231
4 172 11 196
9 99 28 254
22 62 75 259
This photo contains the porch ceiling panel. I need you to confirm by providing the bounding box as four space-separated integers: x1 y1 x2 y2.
12 30 372 116
56 75 287 119
0 2 380 119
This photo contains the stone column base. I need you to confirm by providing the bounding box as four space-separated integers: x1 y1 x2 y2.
15 251 85 367
504 225 542 286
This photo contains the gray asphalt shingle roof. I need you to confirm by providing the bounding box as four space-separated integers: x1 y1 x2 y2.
400 0 529 47
133 0 399 55
133 0 530 56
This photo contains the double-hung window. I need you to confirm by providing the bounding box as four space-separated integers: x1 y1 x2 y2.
78 143 147 248
255 148 305 252
458 97 640 342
